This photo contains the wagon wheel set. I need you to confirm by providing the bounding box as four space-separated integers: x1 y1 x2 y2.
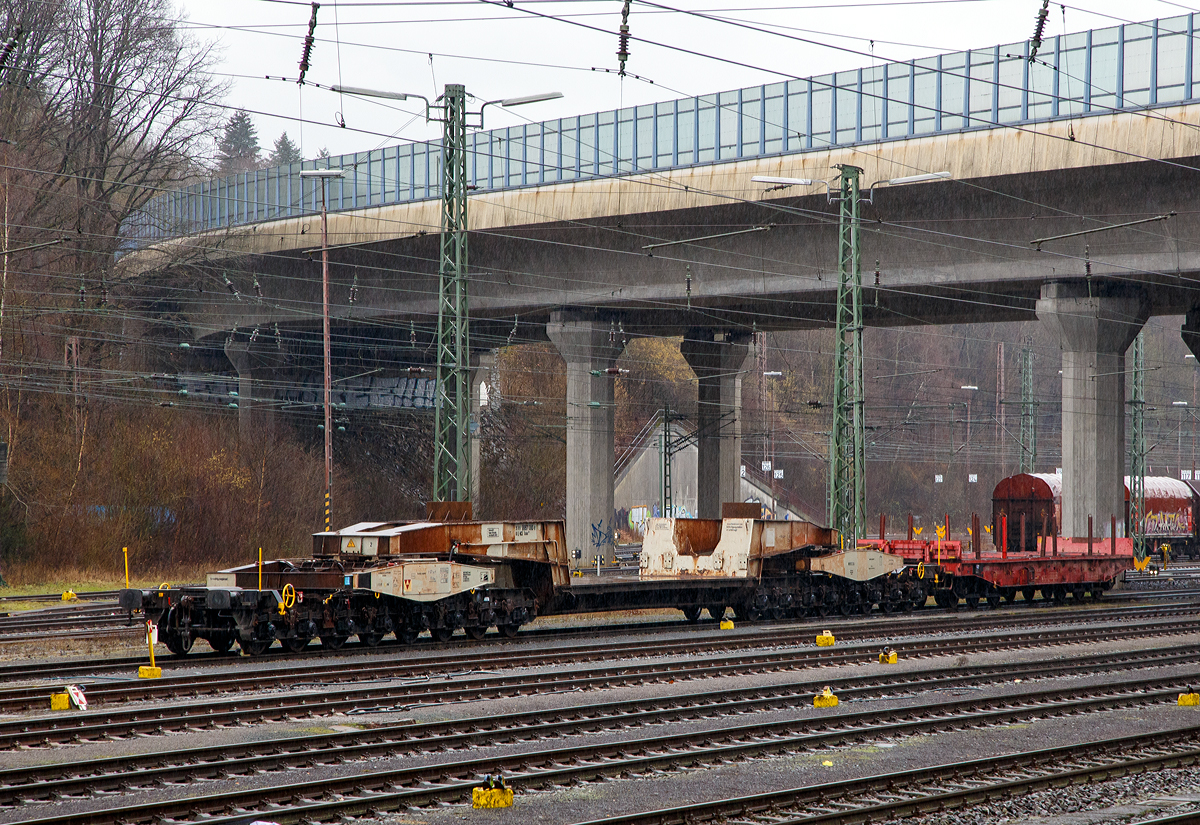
680 579 927 624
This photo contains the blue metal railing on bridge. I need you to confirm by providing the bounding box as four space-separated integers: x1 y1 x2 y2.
120 14 1198 251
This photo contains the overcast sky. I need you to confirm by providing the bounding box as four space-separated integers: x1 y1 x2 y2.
178 0 1194 161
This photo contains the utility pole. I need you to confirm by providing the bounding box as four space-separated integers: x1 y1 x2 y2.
829 165 866 548
660 405 672 516
432 83 471 503
299 168 344 529
1019 339 1037 473
1129 330 1146 560
996 341 1005 467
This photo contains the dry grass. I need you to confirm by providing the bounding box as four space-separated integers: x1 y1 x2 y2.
0 569 209 609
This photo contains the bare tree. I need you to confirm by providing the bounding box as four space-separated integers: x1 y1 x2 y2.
59 0 227 255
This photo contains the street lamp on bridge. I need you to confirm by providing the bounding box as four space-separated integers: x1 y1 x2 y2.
330 83 561 505
750 167 950 546
298 167 344 529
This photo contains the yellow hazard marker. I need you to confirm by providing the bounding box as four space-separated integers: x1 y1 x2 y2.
473 775 513 808
813 686 838 708
1179 691 1199 707
719 619 735 630
473 787 514 808
816 630 836 647
50 692 70 711
878 647 898 664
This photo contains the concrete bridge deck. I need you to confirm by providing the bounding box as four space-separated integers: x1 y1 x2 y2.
118 13 1200 565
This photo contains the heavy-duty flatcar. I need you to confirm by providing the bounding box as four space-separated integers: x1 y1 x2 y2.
120 505 1134 656
992 472 1200 556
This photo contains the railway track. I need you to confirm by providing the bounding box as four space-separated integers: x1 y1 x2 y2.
4 669 1195 825
570 728 1200 825
0 600 136 644
3 615 1199 747
0 610 132 635
0 590 122 605
4 599 1197 686
4 639 1198 808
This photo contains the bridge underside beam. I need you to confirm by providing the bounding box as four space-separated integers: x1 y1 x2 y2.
1036 281 1148 539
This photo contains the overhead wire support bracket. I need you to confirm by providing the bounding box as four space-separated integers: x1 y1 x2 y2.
642 225 773 255
1031 213 1175 249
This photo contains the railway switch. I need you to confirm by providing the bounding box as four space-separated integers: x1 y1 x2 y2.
817 630 836 647
813 686 839 708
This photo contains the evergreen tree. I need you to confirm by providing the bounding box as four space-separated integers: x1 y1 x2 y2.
217 110 260 174
316 146 330 159
268 131 302 166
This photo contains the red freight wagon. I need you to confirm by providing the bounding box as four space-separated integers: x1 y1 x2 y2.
1134 475 1199 554
993 472 1200 556
991 473 1061 552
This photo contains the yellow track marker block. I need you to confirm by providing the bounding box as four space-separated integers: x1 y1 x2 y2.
719 619 735 630
813 686 838 708
1179 692 1199 706
472 788 514 808
138 666 162 679
816 630 836 647
50 693 70 711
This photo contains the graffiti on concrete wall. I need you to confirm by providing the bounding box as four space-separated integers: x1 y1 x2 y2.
622 503 696 536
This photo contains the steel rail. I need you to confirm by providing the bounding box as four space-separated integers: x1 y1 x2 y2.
0 590 121 604
1128 806 1200 825
3 599 1196 691
2 614 1197 729
4 641 1200 806
5 676 1196 824
2 600 1192 685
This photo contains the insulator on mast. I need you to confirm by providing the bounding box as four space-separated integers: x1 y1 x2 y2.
297 2 320 85
1029 0 1049 62
616 0 632 77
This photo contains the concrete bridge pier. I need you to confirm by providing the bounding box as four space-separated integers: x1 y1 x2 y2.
547 311 624 567
223 338 276 439
469 350 496 509
1036 281 1149 539
680 331 753 519
1180 309 1200 363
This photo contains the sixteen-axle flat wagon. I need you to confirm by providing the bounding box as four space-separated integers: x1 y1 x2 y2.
120 510 1134 657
